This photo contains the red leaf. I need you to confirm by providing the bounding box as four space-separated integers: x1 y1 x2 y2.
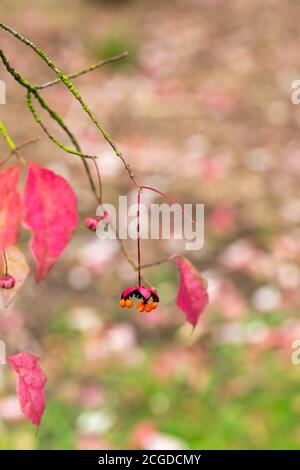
23 162 78 282
176 257 209 327
0 165 21 250
8 353 47 426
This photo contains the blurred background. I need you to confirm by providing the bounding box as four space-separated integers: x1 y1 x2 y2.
1 0 300 450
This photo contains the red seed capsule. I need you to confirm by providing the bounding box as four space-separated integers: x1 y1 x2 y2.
0 274 16 289
84 217 98 231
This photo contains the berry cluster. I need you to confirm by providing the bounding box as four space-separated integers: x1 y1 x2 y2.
119 286 159 314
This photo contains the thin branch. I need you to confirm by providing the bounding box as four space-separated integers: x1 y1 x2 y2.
15 136 41 151
137 190 142 286
26 91 96 160
0 48 99 198
36 52 128 89
0 23 140 188
2 249 8 277
92 159 103 204
0 136 41 167
115 228 137 271
140 255 176 270
113 229 150 286
141 185 196 224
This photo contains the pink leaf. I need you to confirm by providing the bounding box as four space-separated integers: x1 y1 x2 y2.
23 162 78 282
176 257 209 327
0 165 21 250
8 353 47 426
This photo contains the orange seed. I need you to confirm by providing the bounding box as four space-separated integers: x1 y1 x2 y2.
137 302 145 313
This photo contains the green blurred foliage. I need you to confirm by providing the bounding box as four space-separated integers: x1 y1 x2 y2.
90 35 137 68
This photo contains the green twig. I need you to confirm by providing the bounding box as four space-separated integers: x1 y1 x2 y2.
0 48 98 198
36 51 128 90
26 92 95 161
0 22 140 188
0 120 16 151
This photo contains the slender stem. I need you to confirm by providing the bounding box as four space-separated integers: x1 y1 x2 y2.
140 255 176 270
137 190 142 286
115 228 137 271
25 92 95 160
2 250 8 277
92 159 103 204
0 136 40 167
26 91 99 198
141 185 196 224
114 227 151 287
36 52 128 89
0 149 17 167
15 136 41 151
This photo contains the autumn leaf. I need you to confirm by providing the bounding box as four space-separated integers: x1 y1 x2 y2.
175 256 209 328
8 353 47 426
23 162 78 282
0 246 30 308
0 165 21 250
